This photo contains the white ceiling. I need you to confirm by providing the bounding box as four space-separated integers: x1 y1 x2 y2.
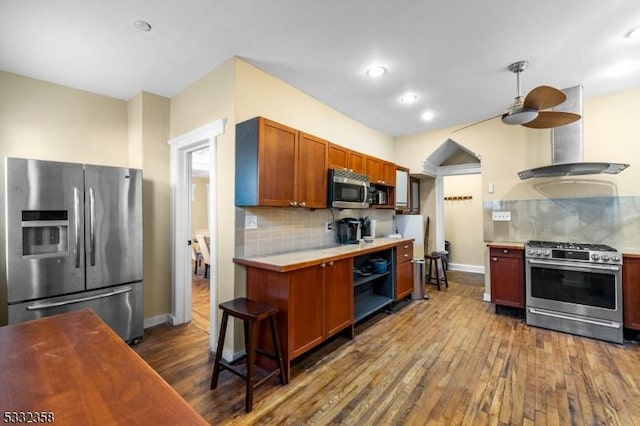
1 1 639 137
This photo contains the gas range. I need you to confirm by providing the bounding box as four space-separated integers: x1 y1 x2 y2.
525 240 621 265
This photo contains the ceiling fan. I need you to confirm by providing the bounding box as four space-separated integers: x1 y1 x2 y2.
455 60 581 132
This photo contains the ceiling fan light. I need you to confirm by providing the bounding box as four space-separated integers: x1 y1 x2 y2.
502 107 538 125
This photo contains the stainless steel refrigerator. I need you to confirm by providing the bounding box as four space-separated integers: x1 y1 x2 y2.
5 157 143 343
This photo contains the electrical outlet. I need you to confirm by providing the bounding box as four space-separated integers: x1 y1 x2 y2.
325 221 333 232
492 211 511 221
245 215 258 229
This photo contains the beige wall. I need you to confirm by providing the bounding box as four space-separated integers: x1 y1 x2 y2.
443 174 484 267
0 71 172 323
191 177 209 236
0 71 131 324
396 87 640 202
137 92 171 318
235 60 395 160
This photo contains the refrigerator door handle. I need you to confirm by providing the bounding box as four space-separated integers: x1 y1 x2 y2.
73 187 81 268
89 187 96 266
25 286 133 311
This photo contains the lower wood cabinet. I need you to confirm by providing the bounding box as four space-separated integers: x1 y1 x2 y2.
246 257 353 380
623 255 640 330
395 242 414 299
324 259 354 338
489 247 525 310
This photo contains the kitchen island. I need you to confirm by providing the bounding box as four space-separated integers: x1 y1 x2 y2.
234 237 414 380
0 310 208 425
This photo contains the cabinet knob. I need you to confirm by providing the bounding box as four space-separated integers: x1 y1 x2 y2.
492 257 498 262
299 201 306 207
404 254 409 257
320 263 326 268
328 261 334 266
503 249 509 254
403 245 409 248
289 201 298 207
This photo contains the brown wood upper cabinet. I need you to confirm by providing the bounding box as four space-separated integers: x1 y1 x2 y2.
235 117 328 208
366 156 395 186
328 143 366 175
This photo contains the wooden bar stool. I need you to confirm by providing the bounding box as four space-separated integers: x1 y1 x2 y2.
425 253 448 290
210 297 287 413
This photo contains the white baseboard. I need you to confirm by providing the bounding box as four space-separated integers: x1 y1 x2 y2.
144 314 172 329
483 292 491 302
448 263 485 274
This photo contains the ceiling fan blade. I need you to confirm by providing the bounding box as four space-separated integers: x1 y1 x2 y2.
452 114 502 133
521 111 581 129
523 86 567 110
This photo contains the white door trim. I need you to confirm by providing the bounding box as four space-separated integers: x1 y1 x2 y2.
167 119 225 345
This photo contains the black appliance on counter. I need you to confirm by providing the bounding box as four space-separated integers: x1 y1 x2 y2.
336 218 361 244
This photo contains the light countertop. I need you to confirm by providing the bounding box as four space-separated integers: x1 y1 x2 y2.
234 237 414 272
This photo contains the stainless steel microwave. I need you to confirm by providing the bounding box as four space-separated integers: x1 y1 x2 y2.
327 169 370 209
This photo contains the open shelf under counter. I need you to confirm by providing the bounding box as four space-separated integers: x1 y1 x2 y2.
354 271 391 288
354 293 393 322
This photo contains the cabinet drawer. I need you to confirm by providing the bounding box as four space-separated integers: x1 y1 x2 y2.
490 247 523 259
396 243 413 263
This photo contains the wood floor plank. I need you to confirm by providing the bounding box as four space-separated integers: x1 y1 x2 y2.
133 270 640 425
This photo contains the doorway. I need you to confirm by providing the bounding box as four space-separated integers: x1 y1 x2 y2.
168 119 225 351
190 147 210 333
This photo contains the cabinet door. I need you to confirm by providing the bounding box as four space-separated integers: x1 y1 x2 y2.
382 161 396 186
324 258 353 337
298 133 328 208
490 249 524 308
395 259 413 299
347 151 365 174
259 119 297 206
328 143 348 170
289 265 324 358
623 256 640 330
365 156 383 183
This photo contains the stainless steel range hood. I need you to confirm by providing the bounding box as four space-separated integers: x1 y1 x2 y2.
517 86 629 180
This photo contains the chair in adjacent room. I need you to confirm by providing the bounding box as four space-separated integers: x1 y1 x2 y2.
196 233 211 278
191 241 203 274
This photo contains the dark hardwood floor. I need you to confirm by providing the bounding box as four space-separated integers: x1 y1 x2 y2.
133 270 640 425
190 266 209 334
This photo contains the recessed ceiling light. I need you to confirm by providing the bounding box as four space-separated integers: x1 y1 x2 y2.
366 66 387 78
626 27 640 39
421 111 435 121
399 93 418 104
134 20 152 32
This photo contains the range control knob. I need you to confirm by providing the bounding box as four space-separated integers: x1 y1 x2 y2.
535 250 542 256
612 255 620 262
528 249 535 256
543 250 551 256
591 253 600 261
601 255 610 261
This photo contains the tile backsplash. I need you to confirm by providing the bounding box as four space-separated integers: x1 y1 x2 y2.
483 196 640 250
235 207 395 257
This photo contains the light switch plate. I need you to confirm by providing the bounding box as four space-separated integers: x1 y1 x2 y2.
245 215 258 229
492 211 511 221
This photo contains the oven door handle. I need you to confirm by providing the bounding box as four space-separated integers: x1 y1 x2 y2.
527 258 620 272
527 307 622 329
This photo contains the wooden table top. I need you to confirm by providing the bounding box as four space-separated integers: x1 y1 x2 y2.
0 309 208 425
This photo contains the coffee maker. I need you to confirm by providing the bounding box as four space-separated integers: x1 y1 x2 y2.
336 218 361 244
